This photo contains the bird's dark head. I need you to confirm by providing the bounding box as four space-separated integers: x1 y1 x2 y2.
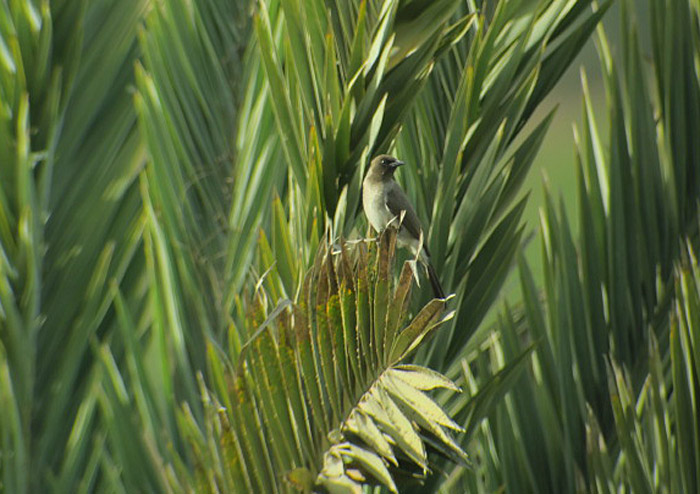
368 154 405 180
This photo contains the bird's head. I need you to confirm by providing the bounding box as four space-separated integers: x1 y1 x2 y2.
368 154 405 180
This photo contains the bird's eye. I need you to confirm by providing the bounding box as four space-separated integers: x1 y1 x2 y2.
382 158 388 165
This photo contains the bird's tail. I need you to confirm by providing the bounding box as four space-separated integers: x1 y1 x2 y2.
426 262 445 299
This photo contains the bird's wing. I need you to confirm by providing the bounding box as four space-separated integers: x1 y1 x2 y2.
385 182 431 256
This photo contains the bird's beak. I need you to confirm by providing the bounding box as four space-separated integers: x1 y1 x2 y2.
392 160 405 169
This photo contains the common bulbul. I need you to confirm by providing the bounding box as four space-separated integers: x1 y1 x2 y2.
362 154 445 299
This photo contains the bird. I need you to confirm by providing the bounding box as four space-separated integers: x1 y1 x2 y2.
362 154 445 299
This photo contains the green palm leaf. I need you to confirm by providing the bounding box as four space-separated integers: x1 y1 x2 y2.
466 0 700 491
169 230 464 493
587 252 700 493
1 1 149 491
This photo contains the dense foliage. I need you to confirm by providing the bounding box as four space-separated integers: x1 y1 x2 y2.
1 0 698 492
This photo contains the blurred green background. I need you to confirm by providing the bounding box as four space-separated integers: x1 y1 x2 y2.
507 0 649 294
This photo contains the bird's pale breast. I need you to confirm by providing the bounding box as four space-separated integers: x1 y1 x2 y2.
363 186 394 233
363 185 427 262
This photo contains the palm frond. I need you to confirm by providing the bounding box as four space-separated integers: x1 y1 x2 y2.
0 0 149 491
462 0 700 491
395 0 612 370
168 229 464 493
246 0 479 297
587 245 700 493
